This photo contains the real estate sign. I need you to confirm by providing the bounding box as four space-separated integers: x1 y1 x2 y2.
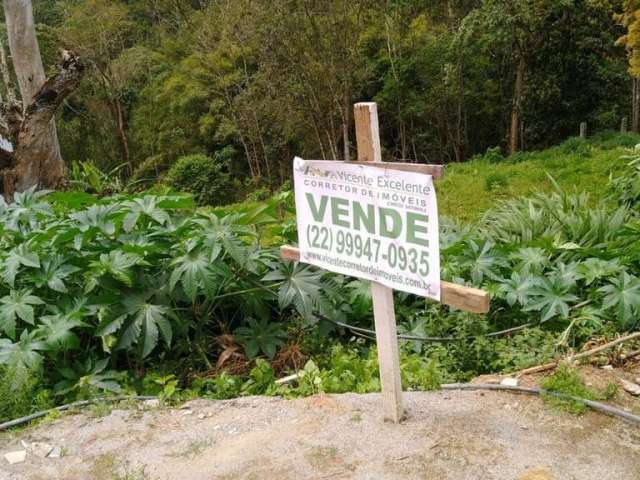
293 157 440 300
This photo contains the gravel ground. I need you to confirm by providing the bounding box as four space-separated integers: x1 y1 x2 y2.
1 390 639 480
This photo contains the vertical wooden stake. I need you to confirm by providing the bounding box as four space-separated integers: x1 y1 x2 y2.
580 122 587 139
621 117 628 133
353 102 404 423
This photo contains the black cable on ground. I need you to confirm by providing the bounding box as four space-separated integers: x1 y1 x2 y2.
442 383 640 426
316 312 543 343
0 395 156 431
315 300 592 343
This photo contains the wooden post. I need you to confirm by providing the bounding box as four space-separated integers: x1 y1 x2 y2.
621 117 628 133
580 122 587 139
353 102 404 423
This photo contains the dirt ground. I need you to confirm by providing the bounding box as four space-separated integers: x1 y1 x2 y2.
1 388 639 480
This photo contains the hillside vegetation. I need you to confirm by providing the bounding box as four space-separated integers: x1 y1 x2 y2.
2 136 640 424
10 0 635 198
440 133 640 220
2 1 640 429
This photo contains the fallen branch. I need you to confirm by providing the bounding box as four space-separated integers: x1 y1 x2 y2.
620 349 640 362
517 331 640 377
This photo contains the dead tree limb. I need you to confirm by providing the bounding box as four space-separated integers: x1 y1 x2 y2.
517 331 640 377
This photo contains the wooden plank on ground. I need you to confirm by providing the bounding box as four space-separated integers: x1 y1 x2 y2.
280 245 490 314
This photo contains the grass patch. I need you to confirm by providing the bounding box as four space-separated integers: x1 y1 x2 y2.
540 364 596 414
438 133 639 221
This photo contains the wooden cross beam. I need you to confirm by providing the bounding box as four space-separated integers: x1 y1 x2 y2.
280 102 490 423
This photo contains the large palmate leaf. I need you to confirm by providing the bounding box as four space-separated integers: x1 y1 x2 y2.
509 247 549 274
1 244 40 287
598 273 640 325
70 204 117 235
122 196 171 232
87 250 146 289
35 313 86 351
498 271 541 307
576 258 623 286
2 187 53 232
526 275 579 321
35 255 80 293
460 240 508 284
98 294 172 358
263 262 322 320
0 290 44 338
55 357 122 396
0 330 44 381
194 212 256 267
169 244 213 301
234 318 287 358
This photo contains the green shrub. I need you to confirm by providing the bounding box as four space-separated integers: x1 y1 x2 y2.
587 130 640 149
131 154 172 185
484 172 509 192
164 149 235 206
0 188 339 404
0 366 53 423
540 363 595 414
245 187 271 202
481 146 505 163
558 136 591 157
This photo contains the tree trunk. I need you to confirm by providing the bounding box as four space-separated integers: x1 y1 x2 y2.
3 0 65 192
2 52 83 198
113 97 131 175
509 55 526 155
631 78 640 133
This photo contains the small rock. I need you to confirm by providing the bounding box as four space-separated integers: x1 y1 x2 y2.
635 377 640 385
182 410 194 416
198 413 205 420
602 365 614 370
207 412 213 418
501 377 519 387
48 447 62 459
142 399 160 409
4 450 27 465
30 442 53 458
620 379 640 396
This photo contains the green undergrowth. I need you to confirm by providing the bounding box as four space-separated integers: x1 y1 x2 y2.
2 134 640 425
439 133 640 221
540 363 618 414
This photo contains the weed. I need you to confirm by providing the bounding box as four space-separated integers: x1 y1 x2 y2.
540 363 596 414
88 401 112 418
598 382 619 401
167 438 213 458
112 460 151 480
484 172 509 192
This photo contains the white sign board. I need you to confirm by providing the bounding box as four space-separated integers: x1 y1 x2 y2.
293 157 440 300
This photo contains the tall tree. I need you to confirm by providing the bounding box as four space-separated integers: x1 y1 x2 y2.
2 0 70 194
616 0 640 132
462 0 572 154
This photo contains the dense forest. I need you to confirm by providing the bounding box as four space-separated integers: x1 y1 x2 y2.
0 0 635 202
